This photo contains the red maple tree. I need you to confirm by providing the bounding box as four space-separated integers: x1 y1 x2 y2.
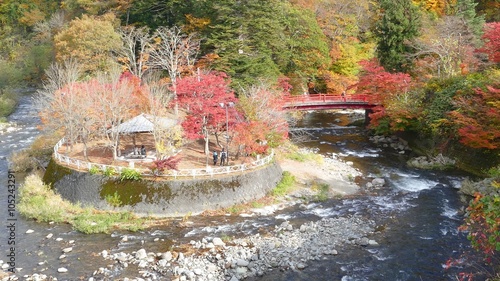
449 85 500 149
175 71 238 155
355 59 416 132
478 22 500 64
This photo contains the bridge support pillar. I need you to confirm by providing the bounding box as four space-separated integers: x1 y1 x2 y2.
364 108 373 126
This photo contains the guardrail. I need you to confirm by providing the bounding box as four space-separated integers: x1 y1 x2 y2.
53 138 274 179
283 93 371 104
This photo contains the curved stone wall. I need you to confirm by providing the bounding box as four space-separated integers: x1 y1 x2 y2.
43 159 283 217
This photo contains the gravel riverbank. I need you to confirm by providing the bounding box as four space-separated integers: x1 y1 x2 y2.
92 215 376 281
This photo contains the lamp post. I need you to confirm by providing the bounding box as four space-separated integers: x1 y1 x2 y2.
219 102 233 165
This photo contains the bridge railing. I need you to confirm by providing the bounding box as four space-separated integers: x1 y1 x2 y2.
53 138 274 179
283 94 371 105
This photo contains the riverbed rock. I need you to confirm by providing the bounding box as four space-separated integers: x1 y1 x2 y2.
161 251 172 261
407 154 455 170
135 249 148 260
357 237 370 246
62 247 73 253
57 267 68 273
372 178 385 187
212 237 225 247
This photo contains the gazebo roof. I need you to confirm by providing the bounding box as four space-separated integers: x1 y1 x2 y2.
113 113 177 134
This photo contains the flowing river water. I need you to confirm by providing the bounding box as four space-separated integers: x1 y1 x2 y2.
0 94 492 280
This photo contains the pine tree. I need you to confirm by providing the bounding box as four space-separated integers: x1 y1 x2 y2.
453 0 485 45
374 0 421 72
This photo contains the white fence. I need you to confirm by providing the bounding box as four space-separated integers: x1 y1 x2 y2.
53 138 275 179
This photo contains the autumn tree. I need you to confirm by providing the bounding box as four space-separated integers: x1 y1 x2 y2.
92 69 147 159
448 84 500 149
175 71 237 158
143 74 182 160
235 82 289 154
148 26 200 115
355 60 420 133
413 0 449 16
374 0 421 72
411 15 479 80
37 59 83 152
312 0 375 94
54 13 122 74
116 26 152 81
478 22 500 64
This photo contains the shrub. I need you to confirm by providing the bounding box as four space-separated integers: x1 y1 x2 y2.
0 94 17 118
119 168 142 181
459 192 500 259
152 156 181 174
313 182 330 201
103 167 116 177
105 191 122 207
487 165 500 178
8 133 62 172
286 149 323 163
9 150 38 172
89 166 100 175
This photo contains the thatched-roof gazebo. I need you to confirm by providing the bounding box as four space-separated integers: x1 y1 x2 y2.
113 113 178 158
114 113 177 134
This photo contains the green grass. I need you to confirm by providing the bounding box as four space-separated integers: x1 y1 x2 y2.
286 150 323 163
18 174 79 223
72 210 141 234
251 201 265 208
226 205 243 214
280 142 324 164
271 171 296 197
19 174 147 234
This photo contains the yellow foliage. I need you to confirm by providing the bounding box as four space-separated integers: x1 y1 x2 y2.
54 14 122 74
184 14 211 33
19 9 46 27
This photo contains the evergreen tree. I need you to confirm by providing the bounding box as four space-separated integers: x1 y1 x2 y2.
454 0 485 44
374 0 421 72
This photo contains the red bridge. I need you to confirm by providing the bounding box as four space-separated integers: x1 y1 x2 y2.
283 94 376 111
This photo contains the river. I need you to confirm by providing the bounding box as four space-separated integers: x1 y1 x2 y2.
0 95 492 280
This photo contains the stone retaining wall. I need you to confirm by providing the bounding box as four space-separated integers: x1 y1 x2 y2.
43 159 283 217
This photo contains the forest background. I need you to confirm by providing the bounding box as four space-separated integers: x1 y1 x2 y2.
0 0 499 269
